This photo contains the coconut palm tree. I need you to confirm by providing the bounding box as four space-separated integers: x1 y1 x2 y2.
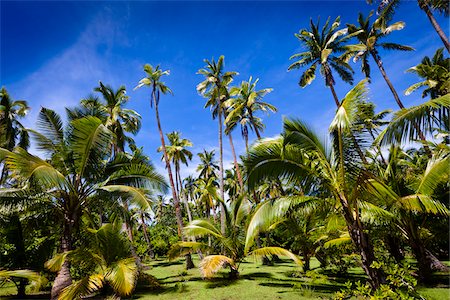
244 81 386 288
197 56 238 234
225 77 277 140
0 88 29 152
196 149 219 180
405 48 450 99
372 0 449 52
0 108 167 299
67 82 141 154
134 64 194 269
288 16 357 107
159 131 193 196
345 12 414 109
367 146 450 280
45 223 138 299
0 88 30 183
168 197 302 279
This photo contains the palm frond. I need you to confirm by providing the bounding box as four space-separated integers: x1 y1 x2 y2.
58 274 104 300
199 255 234 278
105 258 138 296
376 94 450 146
248 247 302 265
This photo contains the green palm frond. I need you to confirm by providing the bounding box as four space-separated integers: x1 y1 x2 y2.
376 94 450 146
323 234 352 249
70 116 113 176
58 274 104 300
105 258 138 296
2 147 67 188
245 196 317 251
0 270 46 289
330 79 369 132
45 252 71 272
414 153 449 195
359 200 395 225
184 219 223 239
199 255 235 278
398 194 449 215
100 185 152 210
248 247 302 265
167 242 209 261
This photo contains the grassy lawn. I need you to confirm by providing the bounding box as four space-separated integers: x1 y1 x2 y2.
1 256 449 299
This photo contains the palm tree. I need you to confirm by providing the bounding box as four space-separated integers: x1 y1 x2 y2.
405 48 450 99
368 147 449 279
418 0 450 52
288 16 357 107
372 0 449 52
135 64 194 269
225 77 277 140
159 131 193 196
196 149 219 180
168 197 301 279
345 12 414 110
0 108 166 299
197 56 238 234
244 82 386 288
67 82 142 154
0 88 30 183
45 223 138 299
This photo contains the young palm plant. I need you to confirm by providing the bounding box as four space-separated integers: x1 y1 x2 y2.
45 222 139 299
168 197 301 279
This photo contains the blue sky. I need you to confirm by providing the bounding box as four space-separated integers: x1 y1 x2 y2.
1 1 448 178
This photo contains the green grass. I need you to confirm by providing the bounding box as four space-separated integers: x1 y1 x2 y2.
1 256 449 299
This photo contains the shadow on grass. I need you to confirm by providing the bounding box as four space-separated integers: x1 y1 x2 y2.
150 260 183 268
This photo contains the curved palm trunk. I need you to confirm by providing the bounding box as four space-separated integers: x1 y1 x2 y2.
228 133 244 190
370 51 432 156
339 193 385 289
122 201 143 269
152 89 194 270
51 217 74 300
419 1 450 52
407 219 449 280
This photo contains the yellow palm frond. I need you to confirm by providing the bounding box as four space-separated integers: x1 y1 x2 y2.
105 258 137 296
199 255 235 278
58 274 104 300
248 247 302 266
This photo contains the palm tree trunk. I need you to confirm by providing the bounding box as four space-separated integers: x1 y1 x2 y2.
140 212 155 259
217 99 226 235
51 217 73 300
152 89 194 269
123 202 143 269
339 195 385 289
228 133 244 190
419 1 450 52
370 51 405 109
370 51 432 156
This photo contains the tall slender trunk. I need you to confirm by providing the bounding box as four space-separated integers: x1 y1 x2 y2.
152 89 194 269
228 133 244 190
419 1 450 52
51 216 74 300
216 95 226 235
140 212 154 259
370 50 432 156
